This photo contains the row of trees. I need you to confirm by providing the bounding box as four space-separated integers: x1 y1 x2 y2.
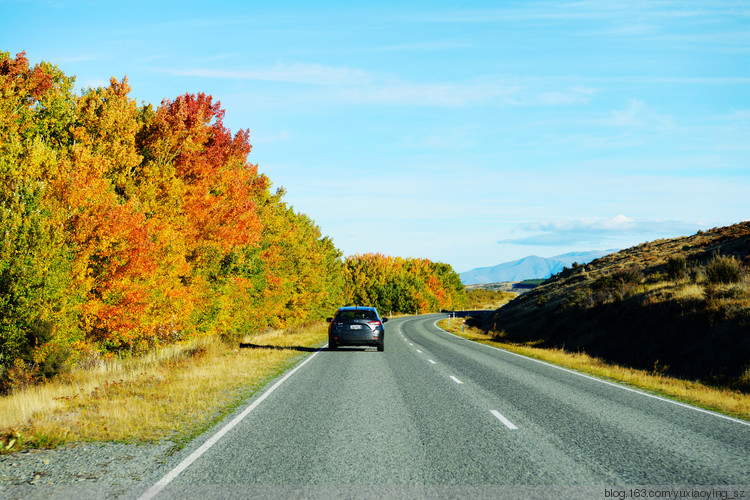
343 253 466 315
0 51 347 386
0 51 465 390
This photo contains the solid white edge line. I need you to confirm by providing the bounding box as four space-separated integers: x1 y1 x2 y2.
450 375 463 384
433 319 750 427
491 410 519 430
428 359 437 364
138 346 325 500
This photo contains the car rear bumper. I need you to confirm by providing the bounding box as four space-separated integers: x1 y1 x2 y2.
329 331 382 347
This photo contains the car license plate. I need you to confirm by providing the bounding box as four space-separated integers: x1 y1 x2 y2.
349 324 362 330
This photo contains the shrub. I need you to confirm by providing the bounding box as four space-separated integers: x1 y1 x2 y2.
646 271 666 284
666 255 687 281
688 265 701 283
614 266 644 285
705 254 743 284
535 294 548 307
595 267 643 291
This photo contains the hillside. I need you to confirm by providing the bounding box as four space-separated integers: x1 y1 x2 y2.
483 222 750 391
460 250 615 285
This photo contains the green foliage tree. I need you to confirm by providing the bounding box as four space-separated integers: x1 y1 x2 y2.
0 52 81 386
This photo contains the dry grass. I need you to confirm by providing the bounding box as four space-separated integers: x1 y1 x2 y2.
464 289 517 310
436 319 750 421
0 323 328 452
668 282 704 301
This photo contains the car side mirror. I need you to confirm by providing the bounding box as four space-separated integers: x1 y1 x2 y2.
326 317 333 322
382 318 388 323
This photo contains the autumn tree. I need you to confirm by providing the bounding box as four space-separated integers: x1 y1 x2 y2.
134 92 269 342
343 253 466 314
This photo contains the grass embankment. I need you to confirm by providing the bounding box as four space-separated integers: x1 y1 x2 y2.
0 323 328 453
436 318 750 421
463 288 517 310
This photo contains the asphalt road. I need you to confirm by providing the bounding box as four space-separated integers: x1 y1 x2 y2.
142 314 750 499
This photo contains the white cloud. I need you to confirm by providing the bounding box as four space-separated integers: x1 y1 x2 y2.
420 2 740 24
163 61 598 108
345 78 595 108
336 80 517 107
604 99 674 129
365 40 475 52
499 215 703 246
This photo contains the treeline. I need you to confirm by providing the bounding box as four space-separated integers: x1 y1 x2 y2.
0 52 466 390
344 253 466 315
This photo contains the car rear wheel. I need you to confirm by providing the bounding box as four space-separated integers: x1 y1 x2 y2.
329 341 338 350
377 341 384 352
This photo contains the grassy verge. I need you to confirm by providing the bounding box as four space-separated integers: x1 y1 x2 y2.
0 323 328 453
436 319 750 421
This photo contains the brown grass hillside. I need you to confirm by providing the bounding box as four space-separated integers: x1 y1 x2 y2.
483 221 750 391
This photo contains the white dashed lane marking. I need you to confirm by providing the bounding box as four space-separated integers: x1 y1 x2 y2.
400 319 519 431
491 410 519 430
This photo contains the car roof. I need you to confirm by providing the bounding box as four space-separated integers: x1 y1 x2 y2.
338 306 377 311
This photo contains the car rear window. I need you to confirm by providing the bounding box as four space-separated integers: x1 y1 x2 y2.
337 310 376 321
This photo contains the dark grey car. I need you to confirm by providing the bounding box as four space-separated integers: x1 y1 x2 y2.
327 306 387 351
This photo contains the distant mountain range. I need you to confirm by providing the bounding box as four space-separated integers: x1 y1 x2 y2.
460 250 617 285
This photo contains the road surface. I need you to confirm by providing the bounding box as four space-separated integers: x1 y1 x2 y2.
142 314 750 499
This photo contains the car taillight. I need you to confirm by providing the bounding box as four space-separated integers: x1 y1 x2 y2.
367 321 382 329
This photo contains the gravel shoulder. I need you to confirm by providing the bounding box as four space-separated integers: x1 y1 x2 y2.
0 440 180 499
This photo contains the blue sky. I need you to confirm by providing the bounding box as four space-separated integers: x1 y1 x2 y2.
2 0 748 272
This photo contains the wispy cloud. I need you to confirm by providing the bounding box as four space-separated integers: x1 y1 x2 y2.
498 215 703 246
336 79 515 107
420 2 739 24
53 53 104 63
719 109 750 122
603 99 674 129
338 78 597 107
163 62 372 86
364 40 475 52
537 86 597 105
164 63 598 108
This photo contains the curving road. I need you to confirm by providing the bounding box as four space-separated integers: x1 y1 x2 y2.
142 314 750 499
